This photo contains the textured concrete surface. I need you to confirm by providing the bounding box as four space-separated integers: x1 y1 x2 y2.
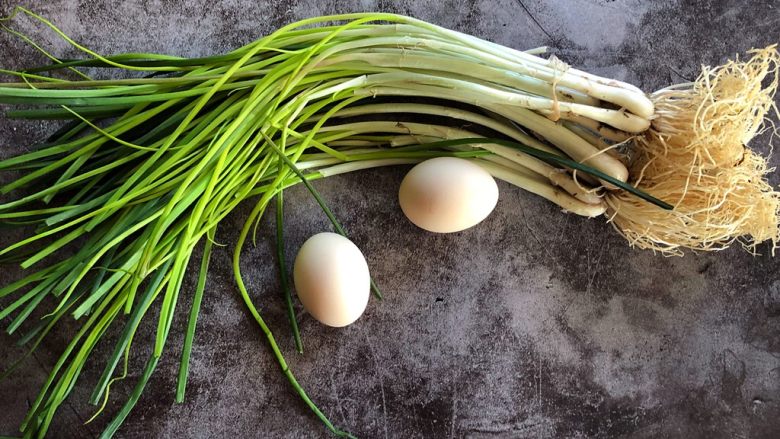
1 0 779 438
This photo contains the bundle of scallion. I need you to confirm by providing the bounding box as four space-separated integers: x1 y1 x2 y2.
0 7 778 438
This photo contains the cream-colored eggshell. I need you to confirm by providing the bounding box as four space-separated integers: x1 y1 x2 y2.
398 157 499 233
293 232 370 327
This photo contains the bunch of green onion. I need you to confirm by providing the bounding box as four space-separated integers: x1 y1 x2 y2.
0 9 670 438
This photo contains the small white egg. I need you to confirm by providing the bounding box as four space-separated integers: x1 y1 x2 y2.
398 157 499 233
293 232 370 327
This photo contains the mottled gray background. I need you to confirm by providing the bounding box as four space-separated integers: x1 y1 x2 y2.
1 0 779 438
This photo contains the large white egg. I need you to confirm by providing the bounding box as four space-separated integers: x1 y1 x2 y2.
293 232 370 327
398 157 499 233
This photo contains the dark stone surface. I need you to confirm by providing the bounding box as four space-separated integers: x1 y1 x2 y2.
1 0 779 438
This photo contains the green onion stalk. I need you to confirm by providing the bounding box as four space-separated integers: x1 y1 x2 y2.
0 8 672 438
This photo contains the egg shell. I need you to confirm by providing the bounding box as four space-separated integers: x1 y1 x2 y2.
293 232 370 327
398 157 499 233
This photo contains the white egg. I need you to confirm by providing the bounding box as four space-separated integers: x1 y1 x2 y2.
293 232 370 327
398 157 499 233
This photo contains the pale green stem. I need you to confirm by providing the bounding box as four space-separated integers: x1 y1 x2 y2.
476 160 607 217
